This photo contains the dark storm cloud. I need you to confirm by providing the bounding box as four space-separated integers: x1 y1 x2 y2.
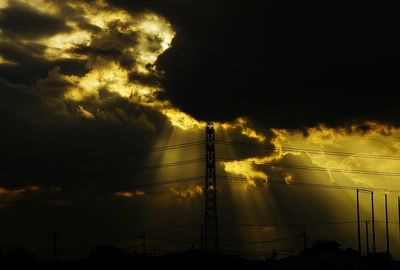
0 1 180 192
0 2 87 85
109 0 400 129
0 41 46 64
0 77 69 126
70 22 138 69
0 3 397 262
0 1 71 39
0 57 87 86
36 67 75 97
129 71 160 87
56 1 102 33
0 40 87 85
0 76 170 191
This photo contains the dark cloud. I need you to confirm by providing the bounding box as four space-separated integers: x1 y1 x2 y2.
0 2 88 86
0 77 70 127
0 1 71 39
109 0 400 129
0 40 87 85
0 58 87 86
70 21 138 69
0 76 170 190
0 41 46 64
0 1 186 192
36 67 75 98
1 1 396 260
57 1 102 33
128 70 160 87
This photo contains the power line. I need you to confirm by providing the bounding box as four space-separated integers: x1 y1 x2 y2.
0 176 204 205
2 140 204 172
216 140 400 161
341 135 400 143
217 175 400 193
217 157 400 177
49 220 380 243
4 158 205 182
58 224 200 238
220 221 357 228
147 236 198 246
62 158 205 179
220 235 303 247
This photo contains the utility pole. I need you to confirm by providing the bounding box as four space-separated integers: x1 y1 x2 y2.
200 223 204 252
53 230 58 261
398 197 400 249
204 122 219 254
366 220 369 255
385 194 390 254
143 232 146 254
357 190 375 254
357 189 361 253
372 192 376 253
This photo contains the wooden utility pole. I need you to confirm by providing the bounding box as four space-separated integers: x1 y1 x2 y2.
385 194 390 254
53 230 58 261
357 189 361 253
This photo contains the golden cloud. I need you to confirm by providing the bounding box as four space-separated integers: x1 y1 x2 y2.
170 185 203 199
221 123 400 192
115 190 145 198
0 0 270 144
0 185 40 200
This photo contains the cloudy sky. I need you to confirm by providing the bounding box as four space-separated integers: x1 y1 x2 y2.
1 0 400 259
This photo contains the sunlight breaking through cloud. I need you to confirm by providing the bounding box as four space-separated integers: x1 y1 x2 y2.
0 0 265 140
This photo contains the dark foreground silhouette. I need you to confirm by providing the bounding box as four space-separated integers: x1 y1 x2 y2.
1 240 399 270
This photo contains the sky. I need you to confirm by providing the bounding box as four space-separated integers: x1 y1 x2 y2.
1 0 400 260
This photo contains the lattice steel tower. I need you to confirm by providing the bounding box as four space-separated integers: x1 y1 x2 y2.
204 122 219 253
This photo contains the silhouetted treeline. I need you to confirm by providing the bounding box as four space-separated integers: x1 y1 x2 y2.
1 240 399 270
